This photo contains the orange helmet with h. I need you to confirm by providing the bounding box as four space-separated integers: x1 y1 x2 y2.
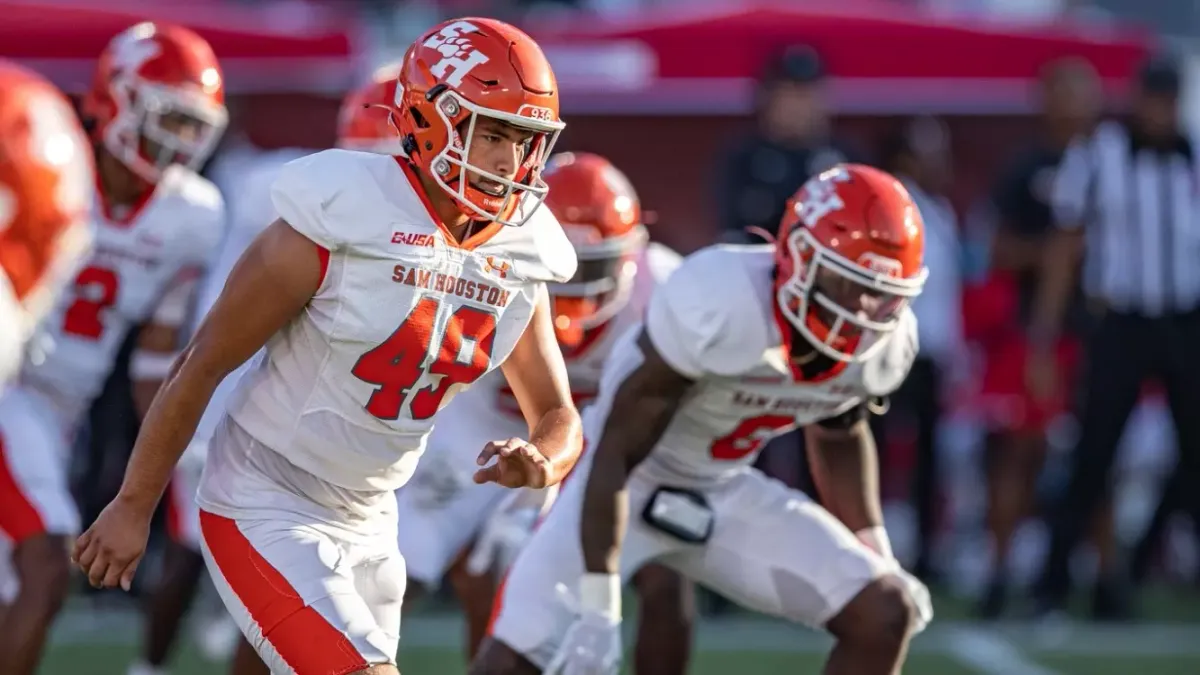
775 164 927 363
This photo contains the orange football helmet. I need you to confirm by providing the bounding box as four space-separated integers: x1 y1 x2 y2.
775 164 927 363
82 21 228 183
337 62 404 155
395 17 565 227
542 152 648 347
0 61 94 380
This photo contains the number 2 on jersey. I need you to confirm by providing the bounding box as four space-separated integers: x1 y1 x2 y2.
709 414 794 460
352 297 497 421
62 265 120 340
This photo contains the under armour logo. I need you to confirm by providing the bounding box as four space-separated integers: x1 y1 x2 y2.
484 256 509 279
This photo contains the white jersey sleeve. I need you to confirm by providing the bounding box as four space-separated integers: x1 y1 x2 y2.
644 246 767 379
270 149 377 252
859 307 919 399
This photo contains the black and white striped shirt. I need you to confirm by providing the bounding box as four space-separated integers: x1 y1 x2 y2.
1052 120 1200 316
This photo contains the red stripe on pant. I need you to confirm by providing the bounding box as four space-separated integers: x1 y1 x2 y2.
199 510 368 675
0 435 46 543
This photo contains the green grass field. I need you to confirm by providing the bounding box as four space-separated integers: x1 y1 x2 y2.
37 606 1200 675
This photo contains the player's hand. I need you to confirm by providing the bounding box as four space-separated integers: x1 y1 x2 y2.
70 496 153 591
473 438 553 489
1025 345 1058 402
545 583 623 675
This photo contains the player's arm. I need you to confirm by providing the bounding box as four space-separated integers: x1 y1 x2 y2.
114 219 324 515
581 330 693 577
129 268 202 419
804 406 890 557
1029 135 1092 345
989 160 1045 273
498 284 583 486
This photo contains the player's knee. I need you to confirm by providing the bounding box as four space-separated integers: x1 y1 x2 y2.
15 536 71 616
827 574 917 647
633 565 694 625
468 637 542 675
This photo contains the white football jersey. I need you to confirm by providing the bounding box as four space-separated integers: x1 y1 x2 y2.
226 150 578 492
583 244 919 487
184 148 314 466
428 241 682 472
19 165 223 429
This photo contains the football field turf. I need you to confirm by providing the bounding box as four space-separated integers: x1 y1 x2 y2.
38 608 1200 675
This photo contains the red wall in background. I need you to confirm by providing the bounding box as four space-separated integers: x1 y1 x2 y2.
234 95 1044 253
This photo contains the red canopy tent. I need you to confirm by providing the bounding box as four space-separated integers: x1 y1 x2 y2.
0 0 356 94
532 3 1154 114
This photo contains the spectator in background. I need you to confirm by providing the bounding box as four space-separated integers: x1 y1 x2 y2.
714 44 865 242
879 115 964 584
975 58 1102 619
1030 55 1200 620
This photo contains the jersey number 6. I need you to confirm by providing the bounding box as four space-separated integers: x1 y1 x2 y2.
709 414 794 460
352 296 497 421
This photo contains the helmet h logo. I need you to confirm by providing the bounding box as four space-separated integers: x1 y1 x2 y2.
109 23 161 74
857 252 903 278
424 21 490 88
797 168 851 228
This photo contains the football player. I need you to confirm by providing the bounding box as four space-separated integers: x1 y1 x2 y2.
76 18 584 675
0 60 93 671
0 23 226 675
394 151 694 672
131 62 399 675
474 165 934 675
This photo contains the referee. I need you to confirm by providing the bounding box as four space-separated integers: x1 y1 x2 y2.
1028 55 1200 617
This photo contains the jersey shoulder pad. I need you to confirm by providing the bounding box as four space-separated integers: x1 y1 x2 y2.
159 166 225 265
860 307 919 397
645 244 769 379
271 149 390 251
513 202 578 284
644 241 683 285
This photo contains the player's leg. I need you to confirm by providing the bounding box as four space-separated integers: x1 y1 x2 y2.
673 470 926 675
445 548 496 659
198 510 403 675
0 390 78 675
980 427 1044 617
630 563 693 675
129 468 207 675
395 458 506 600
228 635 270 675
473 466 673 675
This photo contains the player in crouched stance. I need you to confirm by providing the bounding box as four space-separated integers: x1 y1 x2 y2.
74 17 584 675
474 165 934 675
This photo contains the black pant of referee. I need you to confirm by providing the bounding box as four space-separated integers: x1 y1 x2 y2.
1038 308 1200 611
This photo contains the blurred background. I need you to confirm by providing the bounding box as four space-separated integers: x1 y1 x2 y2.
12 0 1200 673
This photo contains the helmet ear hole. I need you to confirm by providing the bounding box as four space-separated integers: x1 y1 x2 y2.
408 107 431 129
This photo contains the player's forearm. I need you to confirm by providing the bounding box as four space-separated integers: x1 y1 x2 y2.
528 403 582 485
1029 229 1082 340
580 452 630 575
806 423 883 533
116 348 223 514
